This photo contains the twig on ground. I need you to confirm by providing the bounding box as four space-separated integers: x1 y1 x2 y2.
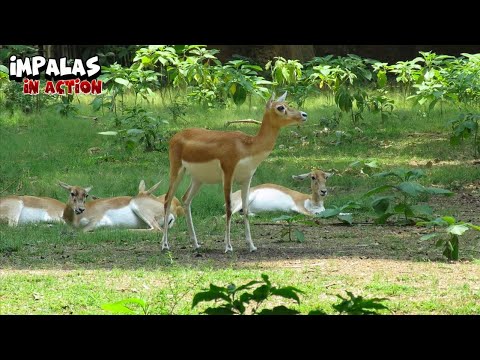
0 179 19 195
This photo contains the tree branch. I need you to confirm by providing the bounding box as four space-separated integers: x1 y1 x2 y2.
225 119 262 127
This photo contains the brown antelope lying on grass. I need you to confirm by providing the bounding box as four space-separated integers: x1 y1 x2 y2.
0 182 91 226
230 169 332 216
74 180 184 232
162 92 307 252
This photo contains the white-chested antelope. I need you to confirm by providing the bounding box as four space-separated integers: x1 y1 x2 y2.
74 180 184 232
230 169 332 216
0 182 91 226
162 92 307 252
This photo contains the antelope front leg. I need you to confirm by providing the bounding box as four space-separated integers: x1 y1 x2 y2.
182 179 202 249
162 166 186 251
131 206 164 232
241 178 257 252
223 171 234 253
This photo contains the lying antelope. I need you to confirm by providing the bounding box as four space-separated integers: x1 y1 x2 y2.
73 180 184 232
0 182 91 226
162 91 307 252
230 169 332 216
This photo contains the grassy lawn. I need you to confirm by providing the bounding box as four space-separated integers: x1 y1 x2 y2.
1 94 479 314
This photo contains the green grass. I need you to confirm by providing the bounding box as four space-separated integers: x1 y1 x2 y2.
1 92 479 314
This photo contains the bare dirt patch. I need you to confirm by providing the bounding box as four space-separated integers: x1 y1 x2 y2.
2 190 479 272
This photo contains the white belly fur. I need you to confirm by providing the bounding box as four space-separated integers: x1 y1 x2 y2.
182 159 223 184
95 206 148 229
182 152 269 184
18 206 57 224
248 189 298 213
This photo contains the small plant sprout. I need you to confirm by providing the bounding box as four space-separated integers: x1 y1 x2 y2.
417 216 480 261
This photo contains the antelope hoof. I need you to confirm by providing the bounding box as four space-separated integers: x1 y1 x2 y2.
249 246 257 252
194 243 201 250
225 245 233 253
161 243 170 251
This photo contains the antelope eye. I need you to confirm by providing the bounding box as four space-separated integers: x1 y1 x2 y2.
85 194 89 198
71 192 75 196
311 176 316 180
276 105 285 111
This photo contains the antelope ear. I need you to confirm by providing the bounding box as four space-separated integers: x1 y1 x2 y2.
266 92 276 109
292 173 310 181
147 180 162 195
138 180 146 192
84 186 93 193
276 91 287 102
58 181 72 191
324 172 333 179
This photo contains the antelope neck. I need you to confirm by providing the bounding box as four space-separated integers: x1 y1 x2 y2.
252 114 281 153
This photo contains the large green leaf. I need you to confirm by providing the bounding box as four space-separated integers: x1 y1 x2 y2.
232 84 247 106
235 280 262 293
364 185 394 197
258 306 300 315
338 213 353 224
371 196 393 215
316 208 341 218
0 64 8 74
101 298 147 314
308 309 327 315
441 216 456 225
374 212 394 224
192 290 230 308
397 182 425 197
114 77 130 87
423 187 454 196
232 300 246 314
90 96 103 112
238 292 254 305
377 70 387 88
252 285 270 303
337 90 353 112
281 67 290 82
203 307 235 315
260 274 271 286
270 286 304 304
446 224 469 236
435 238 446 247
294 229 305 243
411 204 433 216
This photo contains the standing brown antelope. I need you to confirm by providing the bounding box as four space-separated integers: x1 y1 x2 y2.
74 180 184 232
162 92 307 252
0 182 91 226
230 169 332 216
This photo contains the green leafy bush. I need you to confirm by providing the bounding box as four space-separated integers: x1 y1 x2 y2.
418 216 480 261
364 169 453 224
192 274 304 315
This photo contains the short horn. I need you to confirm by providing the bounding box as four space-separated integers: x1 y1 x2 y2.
276 91 287 102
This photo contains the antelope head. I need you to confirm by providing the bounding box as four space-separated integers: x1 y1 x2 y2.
292 169 332 198
58 181 92 215
264 92 308 128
